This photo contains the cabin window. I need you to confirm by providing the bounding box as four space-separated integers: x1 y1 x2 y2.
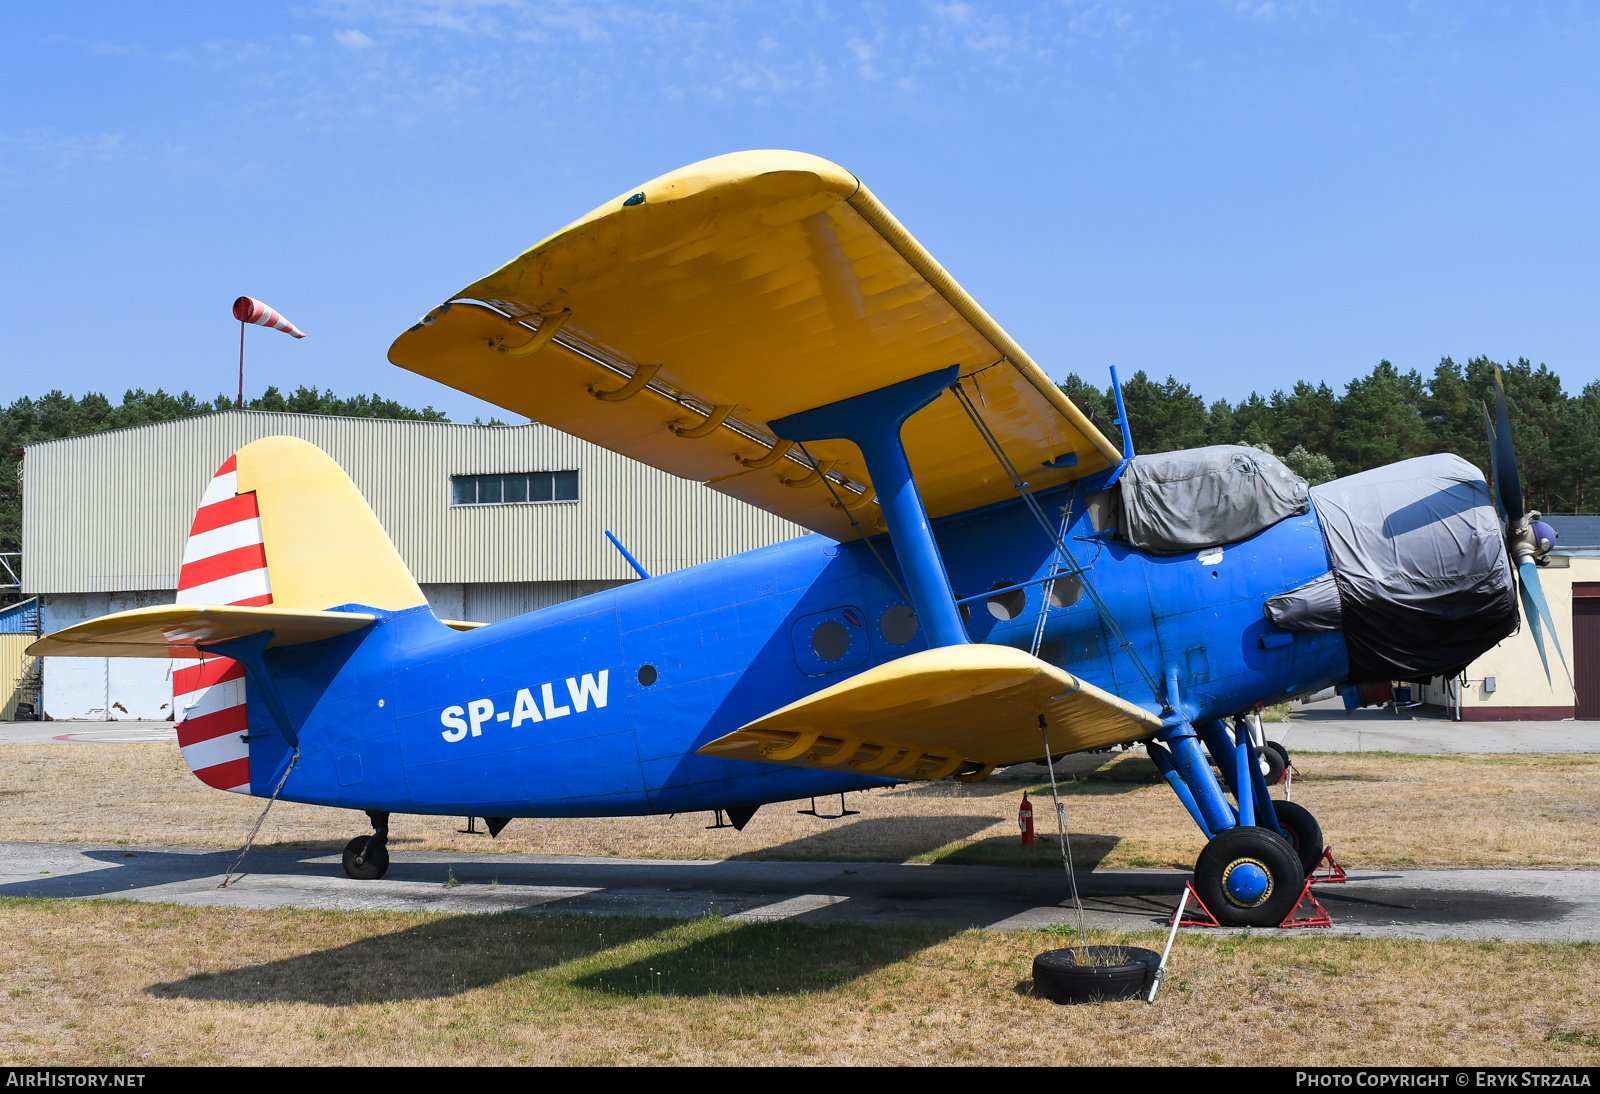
1048 574 1083 609
451 471 579 506
987 581 1027 621
811 620 850 661
879 604 919 645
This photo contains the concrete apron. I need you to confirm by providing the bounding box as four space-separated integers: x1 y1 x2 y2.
2 841 1596 942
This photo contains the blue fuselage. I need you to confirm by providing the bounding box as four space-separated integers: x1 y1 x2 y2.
250 482 1348 817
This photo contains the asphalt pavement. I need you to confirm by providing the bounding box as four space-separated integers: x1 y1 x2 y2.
1267 699 1599 754
2 840 1594 942
0 720 176 744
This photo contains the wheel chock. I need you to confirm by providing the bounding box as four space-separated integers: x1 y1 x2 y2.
1166 878 1334 929
1167 882 1222 929
1279 878 1333 928
1309 844 1348 884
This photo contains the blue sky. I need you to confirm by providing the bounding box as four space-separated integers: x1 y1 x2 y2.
3 2 1598 422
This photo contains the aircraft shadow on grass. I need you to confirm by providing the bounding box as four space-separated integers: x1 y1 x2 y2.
145 913 962 1004
728 814 1124 870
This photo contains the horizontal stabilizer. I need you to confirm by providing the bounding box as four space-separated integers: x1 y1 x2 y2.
27 604 376 659
697 645 1161 780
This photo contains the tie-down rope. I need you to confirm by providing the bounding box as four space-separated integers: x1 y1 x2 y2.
216 748 300 889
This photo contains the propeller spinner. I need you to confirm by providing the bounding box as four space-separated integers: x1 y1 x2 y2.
1485 368 1570 687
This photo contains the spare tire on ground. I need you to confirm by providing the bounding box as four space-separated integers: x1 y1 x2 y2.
1032 946 1161 1004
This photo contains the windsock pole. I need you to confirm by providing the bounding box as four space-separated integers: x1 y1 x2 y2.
231 296 306 409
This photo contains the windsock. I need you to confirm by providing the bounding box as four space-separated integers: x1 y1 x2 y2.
232 296 306 339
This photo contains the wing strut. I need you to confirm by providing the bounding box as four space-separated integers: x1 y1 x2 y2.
769 367 969 648
948 376 1163 703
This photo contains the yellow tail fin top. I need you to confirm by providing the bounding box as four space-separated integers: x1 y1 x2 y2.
235 435 426 612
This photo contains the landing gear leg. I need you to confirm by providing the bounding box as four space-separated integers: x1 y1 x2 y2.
343 810 390 880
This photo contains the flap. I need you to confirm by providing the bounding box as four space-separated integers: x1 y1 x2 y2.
696 645 1162 780
388 150 1120 541
27 604 376 659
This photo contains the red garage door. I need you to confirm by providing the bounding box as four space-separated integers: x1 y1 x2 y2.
1573 583 1600 720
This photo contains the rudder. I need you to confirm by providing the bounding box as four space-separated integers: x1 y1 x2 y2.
174 437 424 793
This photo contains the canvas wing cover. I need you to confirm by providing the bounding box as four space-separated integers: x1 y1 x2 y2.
388 151 1120 540
697 645 1163 780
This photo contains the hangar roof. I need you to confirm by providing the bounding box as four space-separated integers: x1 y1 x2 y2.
22 410 800 594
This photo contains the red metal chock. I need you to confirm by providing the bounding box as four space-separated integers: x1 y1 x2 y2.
1279 878 1333 928
1168 882 1222 928
1309 845 1347 884
1168 878 1334 929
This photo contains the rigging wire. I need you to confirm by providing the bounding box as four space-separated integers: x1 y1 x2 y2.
1028 497 1075 659
948 380 1163 704
795 440 913 608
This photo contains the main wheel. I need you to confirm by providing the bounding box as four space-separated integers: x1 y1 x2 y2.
1266 740 1291 779
1193 826 1302 927
1260 743 1287 787
1270 799 1324 877
342 835 390 880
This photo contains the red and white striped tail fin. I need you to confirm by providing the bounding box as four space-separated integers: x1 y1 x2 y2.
173 454 272 794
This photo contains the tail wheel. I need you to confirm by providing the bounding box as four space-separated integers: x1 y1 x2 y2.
1193 826 1303 927
1270 799 1324 877
342 835 390 880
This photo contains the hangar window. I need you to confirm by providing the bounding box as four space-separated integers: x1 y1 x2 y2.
451 471 579 506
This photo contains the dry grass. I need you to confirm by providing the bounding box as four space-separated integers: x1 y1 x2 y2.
0 899 1595 1066
2 744 1597 871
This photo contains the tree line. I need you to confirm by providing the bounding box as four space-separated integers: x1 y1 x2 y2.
3 354 1594 568
1061 355 1600 513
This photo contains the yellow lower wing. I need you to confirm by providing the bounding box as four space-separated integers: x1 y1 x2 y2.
697 646 1162 781
27 604 377 659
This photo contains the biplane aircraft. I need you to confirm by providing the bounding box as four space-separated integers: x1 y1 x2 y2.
30 151 1560 926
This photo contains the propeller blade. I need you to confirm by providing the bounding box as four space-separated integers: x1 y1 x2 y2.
1492 368 1525 523
1518 558 1572 689
1483 404 1503 521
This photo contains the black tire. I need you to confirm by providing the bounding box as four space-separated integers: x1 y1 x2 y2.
342 835 389 880
1266 740 1290 778
1271 799 1324 877
1260 743 1287 787
1193 826 1303 928
1032 946 1160 1005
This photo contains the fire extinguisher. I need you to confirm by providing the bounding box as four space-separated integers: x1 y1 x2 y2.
1019 792 1035 846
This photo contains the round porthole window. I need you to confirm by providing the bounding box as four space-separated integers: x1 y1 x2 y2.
1048 574 1083 609
987 581 1027 621
879 604 919 644
811 620 850 661
637 664 658 686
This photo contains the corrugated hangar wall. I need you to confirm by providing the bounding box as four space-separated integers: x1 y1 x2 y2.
23 410 802 591
21 411 804 719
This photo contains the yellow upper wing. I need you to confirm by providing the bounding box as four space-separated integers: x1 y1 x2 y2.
388 150 1118 540
696 645 1162 780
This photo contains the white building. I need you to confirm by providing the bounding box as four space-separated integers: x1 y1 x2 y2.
20 410 801 720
